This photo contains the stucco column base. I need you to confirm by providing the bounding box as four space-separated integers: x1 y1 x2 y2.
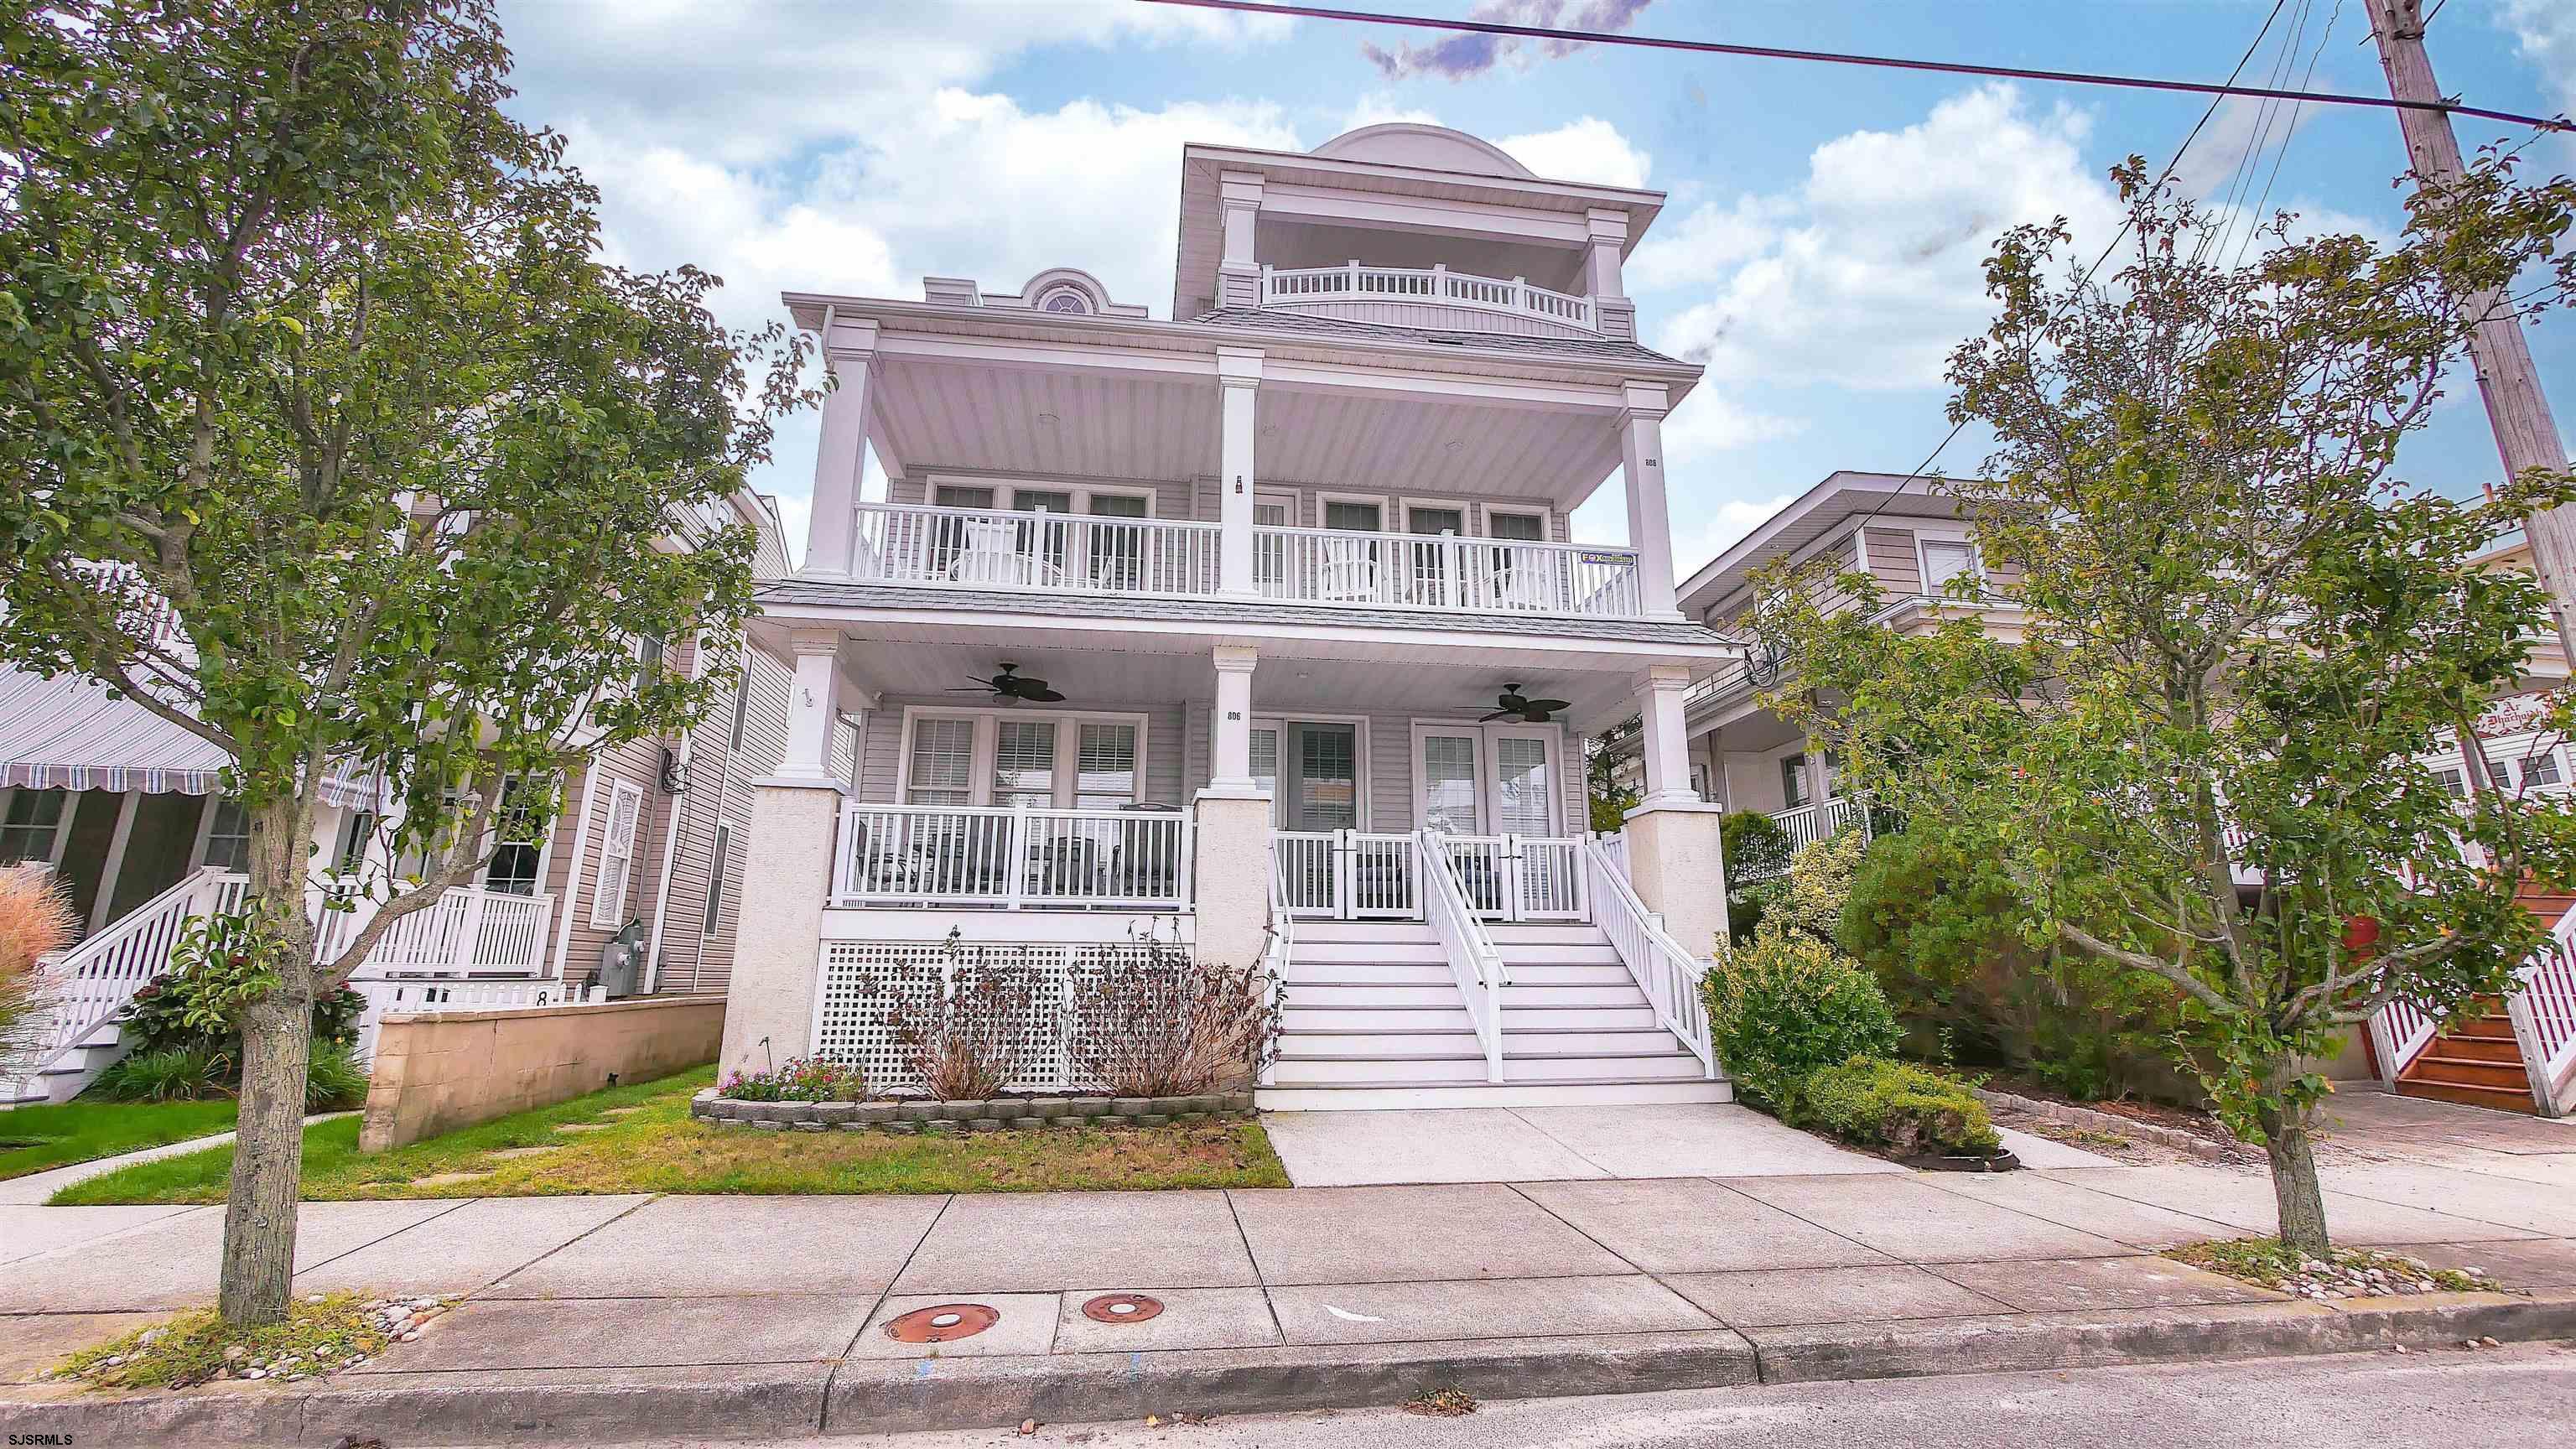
719 782 843 1076
1622 802 1730 963
1192 791 1273 973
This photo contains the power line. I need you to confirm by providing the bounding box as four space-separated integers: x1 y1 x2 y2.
1138 0 2573 134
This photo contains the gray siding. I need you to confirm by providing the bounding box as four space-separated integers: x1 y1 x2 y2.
854 697 1188 809
1863 527 1921 595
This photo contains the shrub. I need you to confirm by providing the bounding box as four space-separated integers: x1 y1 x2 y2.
93 1046 231 1103
1769 828 1867 944
1699 927 1900 1109
1067 936 1283 1097
304 1039 372 1111
721 1055 867 1102
863 930 1042 1099
1837 826 2190 1100
1782 1057 2002 1157
0 865 76 1069
1720 811 1792 890
124 963 366 1065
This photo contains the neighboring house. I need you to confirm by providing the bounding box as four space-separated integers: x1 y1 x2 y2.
1 491 833 1104
724 123 1743 1109
1649 472 2576 1118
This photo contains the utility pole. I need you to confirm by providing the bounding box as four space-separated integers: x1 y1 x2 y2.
2367 0 2576 663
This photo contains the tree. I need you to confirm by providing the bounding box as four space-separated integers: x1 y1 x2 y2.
0 0 811 1323
1750 155 2576 1253
1586 715 1641 833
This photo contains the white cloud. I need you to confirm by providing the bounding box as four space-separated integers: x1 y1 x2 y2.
1498 117 1653 188
1630 84 2125 392
1676 491 1802 571
1340 95 1442 131
2501 1 2576 164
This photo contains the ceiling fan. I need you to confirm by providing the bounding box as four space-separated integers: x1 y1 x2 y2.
949 663 1064 703
1482 683 1570 724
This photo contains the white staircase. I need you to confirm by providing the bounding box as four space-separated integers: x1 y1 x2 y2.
1259 920 1733 1110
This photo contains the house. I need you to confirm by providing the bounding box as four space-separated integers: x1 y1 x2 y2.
722 123 1742 1109
1 491 827 1104
1651 470 2576 1118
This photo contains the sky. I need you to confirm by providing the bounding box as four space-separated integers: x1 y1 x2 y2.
490 0 2576 572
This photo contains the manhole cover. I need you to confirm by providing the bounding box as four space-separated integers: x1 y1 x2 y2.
1080 1293 1165 1324
884 1303 1000 1343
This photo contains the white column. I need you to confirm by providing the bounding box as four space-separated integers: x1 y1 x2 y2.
802 315 880 579
1205 644 1260 797
1218 171 1265 308
1633 664 1699 811
773 630 848 787
1586 207 1635 341
1618 382 1682 619
1217 348 1263 597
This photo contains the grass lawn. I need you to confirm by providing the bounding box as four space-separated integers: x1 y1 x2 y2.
50 1065 1291 1204
0 1098 242 1182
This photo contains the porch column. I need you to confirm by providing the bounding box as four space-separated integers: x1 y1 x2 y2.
1195 643 1270 975
1624 662 1729 962
1218 171 1265 307
1618 382 1684 620
802 314 880 579
776 630 847 784
1634 663 1698 811
1217 348 1262 597
1586 207 1637 342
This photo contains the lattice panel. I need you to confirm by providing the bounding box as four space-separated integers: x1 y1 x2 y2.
814 941 1161 1093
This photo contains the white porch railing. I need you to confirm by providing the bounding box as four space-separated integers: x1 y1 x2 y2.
834 803 1192 911
2506 904 2576 1116
1259 262 1597 334
16 866 237 1077
2367 996 2443 1088
1430 834 1587 922
1258 840 1294 1088
317 886 555 977
1274 829 1420 919
849 501 1223 597
1252 527 1644 620
1768 795 1872 853
1416 826 1509 1083
1583 834 1718 1078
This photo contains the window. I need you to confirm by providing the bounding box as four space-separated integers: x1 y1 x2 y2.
1323 500 1384 532
702 823 732 937
1920 538 1980 597
589 781 644 928
203 799 251 872
1075 723 1138 810
932 485 996 509
2522 752 2563 791
0 789 67 864
1420 733 1480 834
2436 766 2468 797
484 780 547 896
1407 505 1464 537
1250 725 1280 818
1036 285 1093 314
335 810 379 874
1780 754 1811 809
727 667 753 752
636 633 665 678
906 717 978 806
1493 735 1553 835
994 719 1058 808
1486 511 1546 542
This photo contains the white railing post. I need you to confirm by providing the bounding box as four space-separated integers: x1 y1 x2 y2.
452 888 485 974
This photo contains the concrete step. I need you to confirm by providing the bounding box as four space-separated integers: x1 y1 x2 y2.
1254 1078 1736 1111
1501 1051 1705 1083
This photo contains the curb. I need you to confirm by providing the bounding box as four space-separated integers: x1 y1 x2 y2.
1974 1088 2243 1163
7 1291 2571 1445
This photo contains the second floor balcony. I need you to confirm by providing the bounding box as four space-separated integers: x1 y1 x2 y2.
847 500 1651 621
1259 262 1598 338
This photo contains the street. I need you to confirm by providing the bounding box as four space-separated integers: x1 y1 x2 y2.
584 1343 2576 1449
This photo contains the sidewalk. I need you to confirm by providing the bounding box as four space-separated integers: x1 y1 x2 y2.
4 1136 2574 1444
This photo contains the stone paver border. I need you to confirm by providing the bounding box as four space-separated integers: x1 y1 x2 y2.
688 1088 1254 1132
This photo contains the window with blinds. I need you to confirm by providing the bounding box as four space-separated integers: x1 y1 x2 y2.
589 781 644 928
1077 723 1139 809
1493 736 1551 835
995 720 1057 808
1421 734 1480 834
906 717 977 806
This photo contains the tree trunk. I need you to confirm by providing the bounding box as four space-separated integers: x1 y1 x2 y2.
217 800 319 1328
2259 1104 2331 1256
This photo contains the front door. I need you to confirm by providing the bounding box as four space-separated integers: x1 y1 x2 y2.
1281 722 1358 832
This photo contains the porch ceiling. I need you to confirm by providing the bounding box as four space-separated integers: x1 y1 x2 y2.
822 630 1662 733
864 355 1625 511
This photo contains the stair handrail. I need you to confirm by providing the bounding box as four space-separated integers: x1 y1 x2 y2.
1259 839 1295 1087
1415 826 1509 1083
13 865 235 1083
2506 899 2576 1116
1581 834 1719 1078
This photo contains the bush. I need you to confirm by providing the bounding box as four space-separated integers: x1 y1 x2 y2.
1837 826 2190 1101
1720 810 1792 889
124 963 366 1067
1067 936 1283 1097
860 930 1042 1099
1700 927 1900 1109
720 1055 867 1102
92 1046 231 1102
0 865 76 1069
1781 1057 2002 1156
304 1039 371 1111
1770 828 1867 944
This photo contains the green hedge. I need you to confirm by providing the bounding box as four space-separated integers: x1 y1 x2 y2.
1780 1057 2001 1157
1699 927 1900 1109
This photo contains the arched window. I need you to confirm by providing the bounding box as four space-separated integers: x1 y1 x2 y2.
1036 286 1094 314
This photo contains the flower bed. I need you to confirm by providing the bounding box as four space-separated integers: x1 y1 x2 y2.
689 1088 1255 1133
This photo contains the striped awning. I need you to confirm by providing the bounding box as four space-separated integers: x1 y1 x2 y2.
0 664 381 808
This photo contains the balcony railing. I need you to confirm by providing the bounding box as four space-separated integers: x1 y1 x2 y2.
843 500 1650 621
1259 263 1597 335
833 803 1192 911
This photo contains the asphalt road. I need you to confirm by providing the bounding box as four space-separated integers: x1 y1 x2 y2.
579 1342 2576 1449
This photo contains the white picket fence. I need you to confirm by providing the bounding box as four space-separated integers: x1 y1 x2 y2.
344 975 600 1065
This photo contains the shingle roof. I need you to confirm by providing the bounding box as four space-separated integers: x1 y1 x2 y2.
1188 307 1690 367
761 579 1736 648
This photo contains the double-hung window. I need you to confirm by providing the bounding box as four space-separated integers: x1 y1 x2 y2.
1919 538 1980 598
202 799 252 872
993 719 1058 809
906 717 979 807
0 789 68 864
589 781 644 928
900 711 1147 811
1075 723 1139 810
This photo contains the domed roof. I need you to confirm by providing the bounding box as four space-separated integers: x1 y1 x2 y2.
1310 123 1535 179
